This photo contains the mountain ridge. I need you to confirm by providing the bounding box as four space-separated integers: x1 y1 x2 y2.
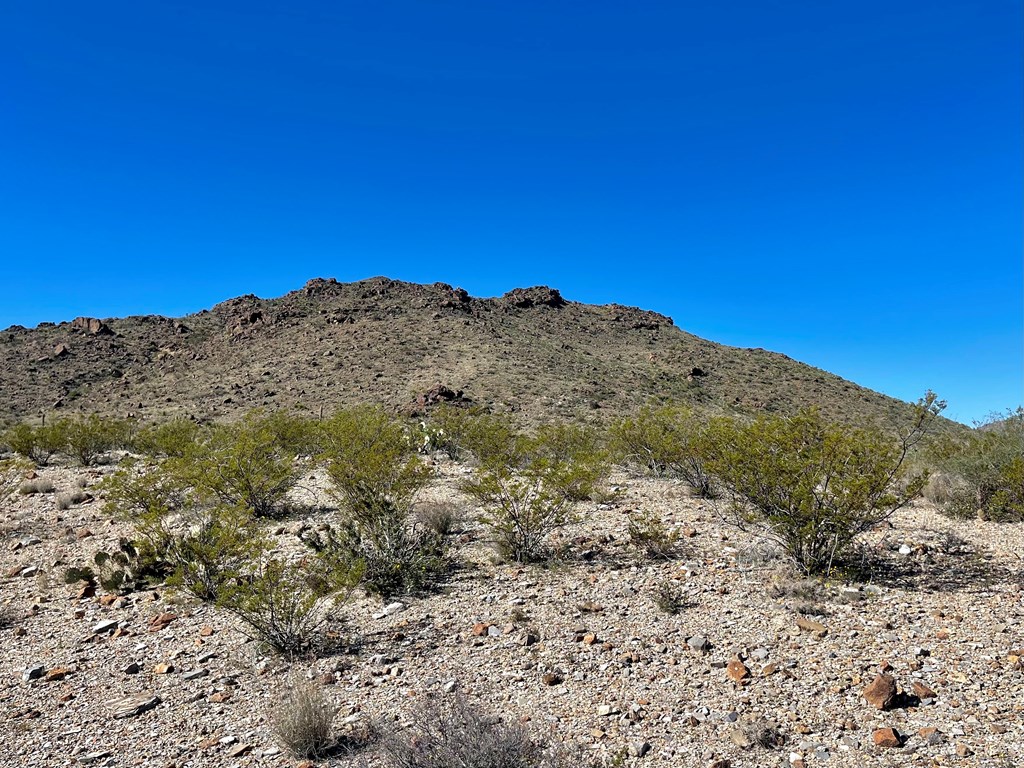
0 276 930 428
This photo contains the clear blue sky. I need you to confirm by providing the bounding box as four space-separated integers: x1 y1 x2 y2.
3 1 1021 425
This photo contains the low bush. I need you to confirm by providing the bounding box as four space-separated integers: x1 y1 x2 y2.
316 407 445 597
609 405 716 497
63 414 131 466
218 555 357 655
928 408 1024 522
173 414 299 518
19 477 55 495
380 694 572 768
703 394 943 575
4 422 67 466
130 417 203 458
628 509 680 559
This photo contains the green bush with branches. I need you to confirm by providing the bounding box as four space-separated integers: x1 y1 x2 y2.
173 414 299 518
610 404 716 497
928 408 1024 521
316 406 445 596
704 393 944 574
4 421 69 465
131 417 203 458
62 414 131 466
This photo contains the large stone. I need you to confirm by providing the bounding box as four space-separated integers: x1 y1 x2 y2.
726 659 750 683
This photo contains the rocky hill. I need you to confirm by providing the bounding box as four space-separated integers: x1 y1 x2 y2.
0 277 925 427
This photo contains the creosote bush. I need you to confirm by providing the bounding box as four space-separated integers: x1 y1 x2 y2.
218 555 358 654
173 414 299 518
704 393 944 574
927 408 1024 522
313 406 446 597
131 417 202 458
610 405 716 497
4 422 66 466
628 509 680 559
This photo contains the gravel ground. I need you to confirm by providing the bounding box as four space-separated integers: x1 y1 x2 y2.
2 458 1022 768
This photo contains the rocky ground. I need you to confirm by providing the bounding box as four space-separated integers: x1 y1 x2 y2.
2 457 1022 768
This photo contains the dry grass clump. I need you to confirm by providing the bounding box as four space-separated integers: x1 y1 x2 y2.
19 478 55 495
271 678 337 759
56 490 90 510
381 695 574 768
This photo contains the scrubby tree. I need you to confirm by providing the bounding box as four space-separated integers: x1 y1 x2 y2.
704 393 944 574
610 404 716 497
928 408 1024 521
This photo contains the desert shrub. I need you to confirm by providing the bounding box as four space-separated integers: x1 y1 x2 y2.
218 555 357 654
703 394 943 575
100 458 191 556
174 414 299 518
530 423 611 501
19 477 55 495
428 406 522 466
928 408 1024 522
271 677 337 759
61 414 131 466
415 501 465 538
628 509 680 559
4 422 67 466
462 455 576 563
609 405 716 497
653 579 687 614
165 505 268 600
381 694 570 768
56 492 77 510
131 417 203 458
315 407 445 597
252 409 321 456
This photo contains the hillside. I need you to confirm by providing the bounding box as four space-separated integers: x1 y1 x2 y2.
0 277 923 427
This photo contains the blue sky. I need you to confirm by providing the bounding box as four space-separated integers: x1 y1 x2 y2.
3 1 1020 424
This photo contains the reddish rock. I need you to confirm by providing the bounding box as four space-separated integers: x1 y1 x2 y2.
911 681 937 699
862 673 898 710
149 612 177 632
726 658 750 683
471 622 491 636
872 728 902 748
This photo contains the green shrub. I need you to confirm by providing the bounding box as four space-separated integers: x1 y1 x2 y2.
131 417 203 458
609 405 716 497
628 509 680 559
317 407 444 596
462 456 576 563
165 505 268 601
99 457 191 557
62 414 131 466
530 423 611 502
4 422 67 465
703 394 943 574
218 555 357 655
174 414 299 518
65 538 166 594
428 406 521 466
928 408 1024 522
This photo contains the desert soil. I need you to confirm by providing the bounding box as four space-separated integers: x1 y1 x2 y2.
2 456 1022 768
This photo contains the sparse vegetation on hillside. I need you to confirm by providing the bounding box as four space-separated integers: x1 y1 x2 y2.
927 408 1024 522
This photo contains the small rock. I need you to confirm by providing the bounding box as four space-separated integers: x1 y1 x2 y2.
227 744 252 757
542 672 563 686
871 728 902 748
154 663 175 674
687 635 710 653
148 612 177 632
22 665 44 682
795 616 827 636
92 619 119 635
726 658 750 683
628 741 652 758
911 681 937 699
45 667 70 682
123 662 141 675
77 751 112 765
862 673 897 710
182 668 208 681
199 625 214 637
110 693 161 719
955 744 973 757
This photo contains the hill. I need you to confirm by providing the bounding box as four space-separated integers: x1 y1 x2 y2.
0 277 927 427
